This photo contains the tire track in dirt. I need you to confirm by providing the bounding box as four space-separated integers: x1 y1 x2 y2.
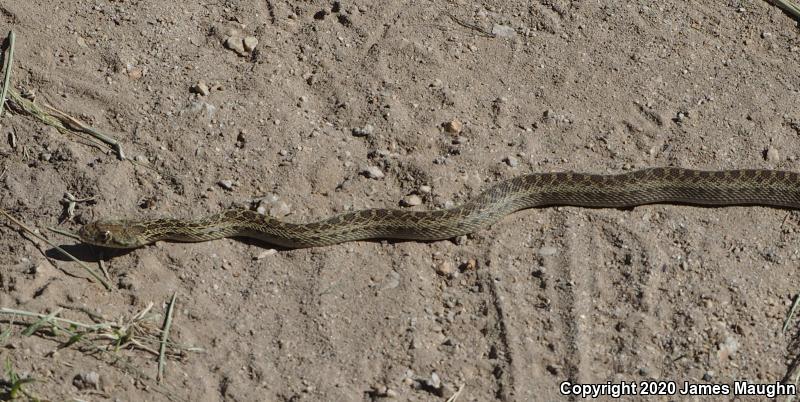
481 209 578 400
565 210 671 384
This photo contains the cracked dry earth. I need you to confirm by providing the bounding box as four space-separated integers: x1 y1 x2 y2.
1 0 800 401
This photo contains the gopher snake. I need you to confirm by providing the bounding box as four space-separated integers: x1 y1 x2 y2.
78 167 800 249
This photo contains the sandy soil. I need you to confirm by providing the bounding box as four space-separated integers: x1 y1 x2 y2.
1 0 800 401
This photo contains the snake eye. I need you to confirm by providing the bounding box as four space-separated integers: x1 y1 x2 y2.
101 230 113 242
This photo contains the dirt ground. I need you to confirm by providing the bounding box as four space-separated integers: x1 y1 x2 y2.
1 0 800 401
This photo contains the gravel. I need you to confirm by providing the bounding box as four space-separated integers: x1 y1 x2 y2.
361 166 385 179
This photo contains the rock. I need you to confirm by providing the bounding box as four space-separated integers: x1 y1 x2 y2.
426 372 441 390
443 119 462 134
372 384 389 397
191 81 210 96
419 185 432 194
224 36 246 55
351 124 374 137
765 147 780 162
460 259 478 271
361 166 385 179
401 194 422 207
243 36 258 52
73 371 100 390
127 65 144 80
254 249 277 260
492 24 516 38
218 179 234 190
435 261 455 276
717 335 739 360
503 155 519 167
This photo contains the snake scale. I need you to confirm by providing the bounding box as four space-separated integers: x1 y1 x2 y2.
78 167 800 249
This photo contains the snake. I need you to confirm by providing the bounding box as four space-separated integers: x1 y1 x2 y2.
77 167 800 249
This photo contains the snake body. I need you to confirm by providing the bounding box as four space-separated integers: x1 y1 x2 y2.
77 168 800 249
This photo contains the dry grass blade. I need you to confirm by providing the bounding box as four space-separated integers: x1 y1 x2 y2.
0 307 111 331
158 293 178 383
0 305 197 402
0 31 125 159
39 101 125 159
784 294 800 333
0 209 112 290
0 30 14 117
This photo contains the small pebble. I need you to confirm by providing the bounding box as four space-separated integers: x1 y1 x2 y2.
372 384 388 396
401 194 422 207
127 66 143 80
435 261 455 276
73 371 100 390
361 166 385 179
243 36 259 51
218 180 234 190
224 36 246 55
460 259 478 271
426 372 441 389
351 124 374 137
503 155 519 167
717 335 739 360
191 81 210 96
765 147 780 162
419 185 432 194
492 24 516 38
254 249 277 260
443 119 462 134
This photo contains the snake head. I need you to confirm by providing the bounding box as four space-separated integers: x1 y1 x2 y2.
77 220 149 249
